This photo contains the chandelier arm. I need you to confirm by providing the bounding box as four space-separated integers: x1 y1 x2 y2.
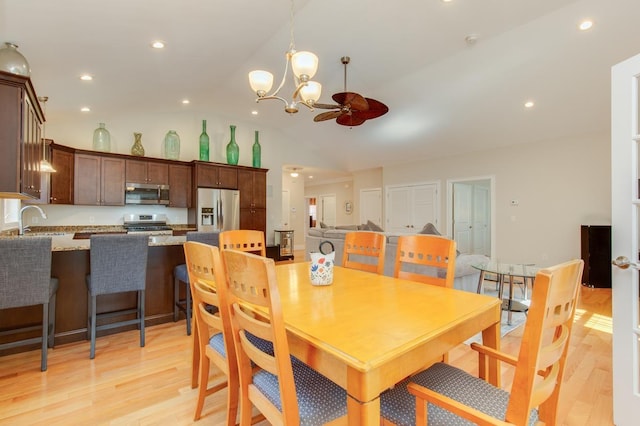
269 52 292 98
255 95 290 107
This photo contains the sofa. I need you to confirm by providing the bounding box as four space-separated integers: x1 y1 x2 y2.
305 228 490 293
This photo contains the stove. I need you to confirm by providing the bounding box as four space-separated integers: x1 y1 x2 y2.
123 213 173 235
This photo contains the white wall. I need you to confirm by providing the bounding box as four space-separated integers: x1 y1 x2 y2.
384 134 611 266
281 172 306 250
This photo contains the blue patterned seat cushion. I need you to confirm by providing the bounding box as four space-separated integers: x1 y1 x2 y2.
209 332 274 357
381 362 538 426
252 361 347 425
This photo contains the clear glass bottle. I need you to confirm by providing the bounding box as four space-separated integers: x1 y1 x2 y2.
92 123 111 152
199 120 210 161
164 130 180 160
252 130 261 168
0 42 31 76
226 125 239 165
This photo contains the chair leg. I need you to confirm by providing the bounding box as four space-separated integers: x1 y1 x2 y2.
48 291 56 348
41 303 49 372
139 290 145 347
191 318 200 389
87 292 91 341
194 351 211 420
185 283 192 336
173 275 180 322
90 295 97 359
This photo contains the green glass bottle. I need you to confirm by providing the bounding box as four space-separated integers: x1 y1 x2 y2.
199 119 209 161
226 124 239 165
252 130 261 168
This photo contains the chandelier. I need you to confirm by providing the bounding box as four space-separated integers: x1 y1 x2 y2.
248 0 321 114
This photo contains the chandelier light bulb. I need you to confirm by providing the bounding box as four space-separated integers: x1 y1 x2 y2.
249 70 274 96
291 51 319 80
300 81 322 104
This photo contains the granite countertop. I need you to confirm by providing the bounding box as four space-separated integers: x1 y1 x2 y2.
0 231 187 251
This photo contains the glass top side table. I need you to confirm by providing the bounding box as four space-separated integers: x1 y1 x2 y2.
472 261 539 325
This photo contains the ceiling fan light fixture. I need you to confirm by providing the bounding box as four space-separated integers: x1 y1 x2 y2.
248 0 322 114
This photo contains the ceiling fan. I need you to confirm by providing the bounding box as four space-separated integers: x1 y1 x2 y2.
313 56 389 126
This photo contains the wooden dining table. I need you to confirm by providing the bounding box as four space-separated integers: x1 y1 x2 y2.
272 262 502 425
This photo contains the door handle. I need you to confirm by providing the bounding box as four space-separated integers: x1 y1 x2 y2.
612 255 640 270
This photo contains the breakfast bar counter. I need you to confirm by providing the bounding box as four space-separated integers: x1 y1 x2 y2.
0 232 189 352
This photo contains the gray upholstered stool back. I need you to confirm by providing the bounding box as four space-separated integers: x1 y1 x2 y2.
88 234 149 296
186 231 219 246
0 237 53 309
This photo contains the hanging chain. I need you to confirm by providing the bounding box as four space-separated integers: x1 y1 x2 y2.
288 0 296 51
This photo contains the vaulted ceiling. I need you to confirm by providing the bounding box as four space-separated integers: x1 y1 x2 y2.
2 0 639 174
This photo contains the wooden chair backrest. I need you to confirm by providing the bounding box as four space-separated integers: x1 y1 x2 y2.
183 242 236 380
342 231 387 275
221 249 299 425
219 230 266 256
393 234 457 287
506 259 584 425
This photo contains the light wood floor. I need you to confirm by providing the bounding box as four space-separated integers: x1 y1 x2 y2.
0 256 613 425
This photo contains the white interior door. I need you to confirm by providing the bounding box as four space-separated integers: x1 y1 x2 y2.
319 194 337 227
472 185 490 256
360 188 382 227
386 186 412 233
386 183 438 234
453 183 472 254
611 50 640 424
412 185 437 229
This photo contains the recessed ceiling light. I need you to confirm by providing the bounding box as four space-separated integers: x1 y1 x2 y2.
579 20 593 31
151 41 165 49
524 101 535 108
441 0 453 3
80 74 93 81
81 106 91 112
181 99 190 104
251 110 258 116
308 175 314 179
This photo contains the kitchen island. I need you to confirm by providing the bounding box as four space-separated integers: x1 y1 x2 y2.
0 232 188 352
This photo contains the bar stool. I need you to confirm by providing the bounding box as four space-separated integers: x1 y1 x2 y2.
173 231 219 335
0 237 58 371
86 234 149 359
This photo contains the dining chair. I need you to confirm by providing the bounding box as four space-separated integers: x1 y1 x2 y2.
185 241 270 424
219 229 266 256
342 231 386 275
221 249 348 425
86 234 149 359
393 234 457 288
173 231 219 336
379 259 584 426
0 237 58 371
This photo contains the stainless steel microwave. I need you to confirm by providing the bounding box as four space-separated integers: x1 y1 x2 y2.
125 182 170 205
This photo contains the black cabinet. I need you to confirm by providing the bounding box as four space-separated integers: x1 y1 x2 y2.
580 225 612 288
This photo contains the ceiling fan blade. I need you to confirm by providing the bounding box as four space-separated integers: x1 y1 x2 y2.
336 113 366 126
332 92 369 111
354 98 389 120
314 110 343 122
313 103 341 110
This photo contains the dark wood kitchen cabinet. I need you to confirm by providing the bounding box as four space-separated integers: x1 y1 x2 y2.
0 70 44 199
238 168 267 233
49 143 75 204
74 153 125 205
126 159 168 185
168 164 192 208
194 161 238 189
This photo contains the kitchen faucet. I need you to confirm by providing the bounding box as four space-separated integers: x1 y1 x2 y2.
18 205 47 236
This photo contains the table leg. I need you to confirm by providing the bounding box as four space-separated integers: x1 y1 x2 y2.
476 270 486 294
347 394 380 425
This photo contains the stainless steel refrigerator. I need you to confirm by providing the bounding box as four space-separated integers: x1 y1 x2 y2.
196 188 240 232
